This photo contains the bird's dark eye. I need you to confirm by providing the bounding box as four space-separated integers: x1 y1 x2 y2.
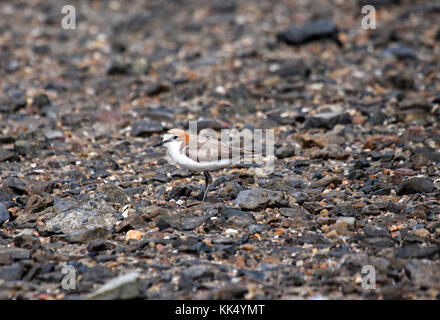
173 136 178 140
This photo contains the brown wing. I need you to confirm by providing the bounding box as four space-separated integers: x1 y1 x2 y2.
183 135 249 163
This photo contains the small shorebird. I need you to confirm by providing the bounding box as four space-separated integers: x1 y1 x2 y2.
153 128 253 201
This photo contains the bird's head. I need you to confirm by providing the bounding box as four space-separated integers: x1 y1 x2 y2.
153 128 189 148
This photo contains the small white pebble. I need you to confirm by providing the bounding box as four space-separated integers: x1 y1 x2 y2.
225 228 238 236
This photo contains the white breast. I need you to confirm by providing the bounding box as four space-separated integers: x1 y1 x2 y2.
167 142 233 171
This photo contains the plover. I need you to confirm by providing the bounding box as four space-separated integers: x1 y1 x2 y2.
153 128 253 201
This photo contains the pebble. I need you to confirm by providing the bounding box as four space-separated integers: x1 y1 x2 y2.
304 112 351 130
412 146 440 168
329 203 356 217
312 144 349 160
405 260 440 289
86 272 141 300
0 247 31 261
317 217 337 226
384 46 418 60
180 214 210 231
396 177 435 195
279 206 308 218
0 263 25 281
336 217 356 227
248 224 266 234
87 240 115 252
395 168 415 176
275 144 296 159
361 205 382 216
125 230 143 241
96 183 134 206
182 265 214 280
309 175 342 188
224 228 238 236
0 203 10 225
277 19 340 46
115 214 147 233
396 244 440 259
141 206 180 230
224 215 255 229
235 188 287 210
64 226 111 244
44 201 117 234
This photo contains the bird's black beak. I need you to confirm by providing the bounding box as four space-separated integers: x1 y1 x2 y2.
153 140 165 147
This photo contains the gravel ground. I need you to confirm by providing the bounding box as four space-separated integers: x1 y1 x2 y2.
1 0 440 300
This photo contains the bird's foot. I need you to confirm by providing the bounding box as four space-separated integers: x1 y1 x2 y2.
196 191 205 201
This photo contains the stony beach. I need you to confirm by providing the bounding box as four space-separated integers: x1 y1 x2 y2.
0 0 440 299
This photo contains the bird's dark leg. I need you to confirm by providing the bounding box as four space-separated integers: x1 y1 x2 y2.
202 171 212 201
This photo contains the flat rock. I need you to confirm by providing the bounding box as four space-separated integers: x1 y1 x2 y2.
329 203 356 217
24 180 55 195
115 214 147 233
405 260 440 289
0 149 20 162
224 215 255 229
182 265 214 280
396 244 440 259
277 19 340 46
0 247 31 261
309 175 342 188
0 203 10 225
384 46 418 60
275 144 295 159
86 272 141 300
396 178 435 195
304 112 351 130
235 188 288 210
311 144 349 160
87 240 116 252
412 146 440 168
96 183 134 206
63 226 112 244
44 199 117 234
279 205 309 218
0 263 25 280
140 206 181 230
181 214 211 231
